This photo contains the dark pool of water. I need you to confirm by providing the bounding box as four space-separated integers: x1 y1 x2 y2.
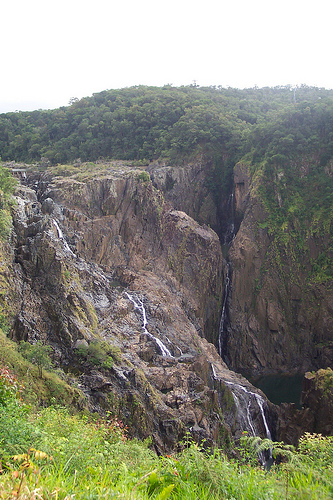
247 374 304 408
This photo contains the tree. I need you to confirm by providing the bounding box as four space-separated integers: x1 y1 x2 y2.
19 341 53 378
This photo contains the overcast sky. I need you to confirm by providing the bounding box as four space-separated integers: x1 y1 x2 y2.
1 0 332 113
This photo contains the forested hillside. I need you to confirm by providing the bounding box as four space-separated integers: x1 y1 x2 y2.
1 85 332 204
1 84 332 172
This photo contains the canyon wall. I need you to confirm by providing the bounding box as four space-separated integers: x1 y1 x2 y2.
225 162 333 376
6 163 275 452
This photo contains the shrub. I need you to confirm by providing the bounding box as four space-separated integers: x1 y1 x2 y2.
0 366 20 406
76 339 120 369
137 171 151 183
19 341 53 378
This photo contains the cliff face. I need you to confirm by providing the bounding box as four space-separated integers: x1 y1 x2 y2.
225 162 333 376
7 164 275 452
301 368 333 435
147 160 220 232
5 158 332 449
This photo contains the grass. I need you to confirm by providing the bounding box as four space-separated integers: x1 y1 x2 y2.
0 387 332 498
0 334 332 499
0 331 83 408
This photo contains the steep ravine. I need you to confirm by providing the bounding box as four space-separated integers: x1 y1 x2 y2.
147 159 333 441
226 162 333 377
7 164 278 453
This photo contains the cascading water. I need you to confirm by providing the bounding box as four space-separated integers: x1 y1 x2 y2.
125 292 173 357
52 219 76 257
211 365 272 458
223 191 235 246
218 262 231 361
218 189 236 361
225 381 273 464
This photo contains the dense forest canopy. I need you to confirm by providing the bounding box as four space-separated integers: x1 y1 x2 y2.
1 84 333 167
1 84 333 215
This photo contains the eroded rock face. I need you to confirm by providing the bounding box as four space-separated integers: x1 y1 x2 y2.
276 368 333 444
225 162 333 376
301 369 333 435
148 161 220 232
9 165 273 452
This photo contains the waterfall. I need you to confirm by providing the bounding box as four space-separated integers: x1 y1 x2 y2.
255 394 272 441
218 262 231 361
225 381 271 438
52 219 76 257
210 363 218 380
125 292 173 357
225 381 272 464
224 192 235 245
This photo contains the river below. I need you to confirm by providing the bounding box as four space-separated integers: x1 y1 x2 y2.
246 374 304 408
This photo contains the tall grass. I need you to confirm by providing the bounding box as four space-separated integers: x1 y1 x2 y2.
0 398 332 499
0 353 332 498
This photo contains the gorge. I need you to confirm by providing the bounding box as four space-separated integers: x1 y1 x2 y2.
0 155 328 454
0 85 332 456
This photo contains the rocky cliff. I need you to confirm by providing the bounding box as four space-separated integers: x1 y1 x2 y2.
225 161 333 376
4 163 276 453
301 368 333 435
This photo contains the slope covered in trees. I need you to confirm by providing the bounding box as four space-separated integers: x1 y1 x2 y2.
1 84 332 166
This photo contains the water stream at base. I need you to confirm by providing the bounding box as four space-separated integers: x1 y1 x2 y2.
125 292 173 357
212 363 272 464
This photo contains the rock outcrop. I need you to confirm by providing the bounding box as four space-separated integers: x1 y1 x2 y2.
301 368 333 435
7 164 274 452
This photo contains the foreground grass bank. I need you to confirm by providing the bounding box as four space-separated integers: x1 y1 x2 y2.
0 363 332 499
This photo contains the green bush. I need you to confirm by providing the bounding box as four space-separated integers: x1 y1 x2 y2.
76 339 120 369
138 171 151 183
19 340 53 378
0 366 20 406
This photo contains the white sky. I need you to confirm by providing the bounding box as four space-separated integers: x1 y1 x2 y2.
1 0 332 112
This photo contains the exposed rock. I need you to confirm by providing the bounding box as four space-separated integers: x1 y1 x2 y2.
226 162 333 376
234 162 250 216
148 160 220 232
6 165 273 452
41 197 55 215
301 368 333 435
276 404 315 447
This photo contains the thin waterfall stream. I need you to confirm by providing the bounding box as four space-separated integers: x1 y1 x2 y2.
218 190 235 361
218 262 231 360
225 380 273 464
223 192 235 246
52 219 76 257
125 292 173 357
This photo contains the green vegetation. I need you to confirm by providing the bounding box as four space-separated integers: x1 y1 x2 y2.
0 382 332 499
0 338 332 498
138 170 151 183
246 100 333 284
75 339 121 369
2 84 332 201
0 330 82 408
18 341 53 378
0 161 17 239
